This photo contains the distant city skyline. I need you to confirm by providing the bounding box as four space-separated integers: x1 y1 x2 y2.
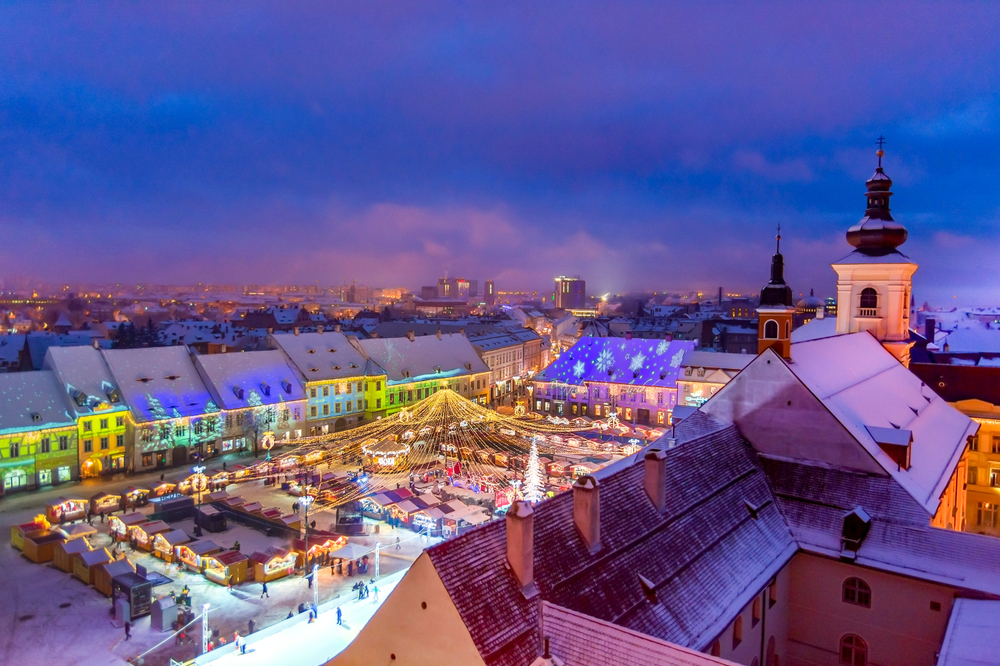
1 3 998 306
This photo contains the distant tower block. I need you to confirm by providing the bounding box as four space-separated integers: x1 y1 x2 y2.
832 140 917 367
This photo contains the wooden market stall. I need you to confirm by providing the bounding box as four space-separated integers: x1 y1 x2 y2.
203 550 249 586
89 491 121 516
250 547 296 583
221 496 246 510
57 523 98 542
291 535 347 568
46 497 87 523
152 529 191 562
23 530 65 563
176 540 222 572
131 520 171 551
73 548 113 585
54 537 92 572
194 505 227 533
150 481 177 497
280 514 301 531
209 470 230 490
94 557 135 597
122 486 150 509
362 437 411 471
11 518 49 550
240 501 264 516
110 512 147 542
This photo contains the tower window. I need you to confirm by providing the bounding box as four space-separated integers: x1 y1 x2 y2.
764 320 779 339
859 288 878 310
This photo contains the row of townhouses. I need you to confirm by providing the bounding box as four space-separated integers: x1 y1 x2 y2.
0 328 510 493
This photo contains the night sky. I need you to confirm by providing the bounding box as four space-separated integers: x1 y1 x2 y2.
1 3 998 304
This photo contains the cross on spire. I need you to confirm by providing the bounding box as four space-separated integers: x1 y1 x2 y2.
875 135 886 167
776 223 782 253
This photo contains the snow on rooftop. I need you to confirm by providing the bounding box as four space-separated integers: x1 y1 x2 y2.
937 599 1000 666
535 338 695 388
790 316 838 343
43 345 127 416
679 350 753 372
358 333 488 384
194 350 306 411
101 346 215 423
0 370 75 433
268 331 372 382
789 333 976 513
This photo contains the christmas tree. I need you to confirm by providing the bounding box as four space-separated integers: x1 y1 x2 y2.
523 438 543 504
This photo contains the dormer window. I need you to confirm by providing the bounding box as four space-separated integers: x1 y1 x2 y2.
106 388 120 404
165 375 180 381
260 383 271 397
233 387 245 400
74 391 88 407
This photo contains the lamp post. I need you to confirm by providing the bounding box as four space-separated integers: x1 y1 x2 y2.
193 465 206 508
298 495 314 578
201 603 211 655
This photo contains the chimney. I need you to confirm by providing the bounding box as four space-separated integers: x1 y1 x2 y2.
317 325 324 334
816 305 825 319
92 339 99 349
436 328 442 340
625 331 632 341
334 324 342 333
459 328 465 336
293 327 300 336
643 449 667 512
506 501 536 595
220 344 227 354
267 327 274 334
406 330 415 341
925 318 936 344
573 475 601 554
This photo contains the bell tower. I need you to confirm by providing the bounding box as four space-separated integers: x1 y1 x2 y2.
832 141 917 366
757 226 795 359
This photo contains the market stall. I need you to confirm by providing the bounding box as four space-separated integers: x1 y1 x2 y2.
57 523 97 542
203 550 249 586
442 504 490 537
221 496 246 510
110 512 147 542
179 472 208 497
240 501 264 515
94 557 135 597
389 495 440 526
153 529 191 562
280 514 301 531
150 481 177 498
131 520 171 551
291 535 347 568
122 486 150 508
250 547 296 583
11 518 49 550
46 497 87 524
73 548 113 585
362 437 411 471
194 506 227 533
327 542 371 574
176 540 221 572
54 537 92 572
23 530 65 563
358 488 414 520
89 491 121 516
209 470 230 490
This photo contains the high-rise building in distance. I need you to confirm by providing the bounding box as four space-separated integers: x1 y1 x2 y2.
554 276 586 310
484 280 496 306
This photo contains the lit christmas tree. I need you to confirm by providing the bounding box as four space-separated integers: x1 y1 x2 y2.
524 438 543 504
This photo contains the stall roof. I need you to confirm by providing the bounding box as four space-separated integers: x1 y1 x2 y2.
136 520 171 534
328 542 372 560
59 523 98 540
157 529 191 545
187 540 221 556
214 550 248 565
28 530 66 546
62 539 92 555
116 512 147 526
102 558 135 578
78 549 113 567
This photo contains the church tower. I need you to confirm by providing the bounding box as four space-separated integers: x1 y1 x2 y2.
757 228 795 359
832 144 917 366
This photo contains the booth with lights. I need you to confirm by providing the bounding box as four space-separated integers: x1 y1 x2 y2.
176 540 222 572
251 547 297 583
110 512 147 541
203 550 249 586
46 497 87 523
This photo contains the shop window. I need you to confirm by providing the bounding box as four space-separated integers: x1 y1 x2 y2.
100 437 109 450
843 578 871 608
732 615 743 649
59 436 69 451
4 469 27 489
38 469 52 485
142 453 153 467
839 635 867 666
40 438 51 453
57 466 71 482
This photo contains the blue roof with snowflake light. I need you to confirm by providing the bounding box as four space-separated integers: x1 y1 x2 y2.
535 338 696 387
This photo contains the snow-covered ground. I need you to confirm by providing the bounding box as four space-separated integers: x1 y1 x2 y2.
194 569 405 666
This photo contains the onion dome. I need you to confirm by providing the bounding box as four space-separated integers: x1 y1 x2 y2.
796 289 824 310
846 146 908 255
759 228 794 307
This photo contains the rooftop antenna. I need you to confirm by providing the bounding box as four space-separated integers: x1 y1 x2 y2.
875 135 886 167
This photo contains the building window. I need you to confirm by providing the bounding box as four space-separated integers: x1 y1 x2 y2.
991 469 1000 488
969 467 979 485
100 437 109 450
978 502 998 528
376 381 381 391
40 438 51 454
733 615 743 649
768 581 777 608
839 635 867 666
335 403 342 414
752 596 761 627
376 399 382 409
83 421 92 432
389 394 395 405
310 406 318 418
116 416 125 427
117 434 124 447
843 578 871 608
710 641 721 657
57 466 71 482
346 401 353 412
764 320 778 339
322 404 330 416
859 288 878 316
100 418 108 429
84 440 93 453
970 434 980 451
992 435 1000 454
322 386 329 397
3 469 27 490
59 436 69 450
310 388 317 398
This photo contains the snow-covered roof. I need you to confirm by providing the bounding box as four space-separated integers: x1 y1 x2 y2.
535 338 695 388
194 350 306 411
0 335 24 365
833 248 914 265
679 351 753 373
357 334 489 385
788 333 976 514
937 599 1000 666
101 346 216 423
23 332 100 370
469 332 522 352
939 328 1000 354
159 320 242 346
0 370 76 434
790 316 838 343
43 345 129 416
268 331 373 382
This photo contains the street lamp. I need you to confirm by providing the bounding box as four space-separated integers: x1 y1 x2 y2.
298 495 314 578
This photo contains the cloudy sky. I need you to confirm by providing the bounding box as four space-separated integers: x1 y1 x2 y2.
1 2 998 304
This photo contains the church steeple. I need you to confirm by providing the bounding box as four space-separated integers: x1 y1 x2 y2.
846 139 908 256
757 225 795 359
759 225 794 307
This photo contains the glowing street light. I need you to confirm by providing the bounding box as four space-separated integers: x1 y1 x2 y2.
298 495 314 578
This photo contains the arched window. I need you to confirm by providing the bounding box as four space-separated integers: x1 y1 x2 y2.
843 578 872 608
752 660 759 666
766 636 776 666
710 640 721 657
752 596 761 626
733 615 743 649
785 321 791 338
839 635 867 666
859 288 878 310
764 320 779 339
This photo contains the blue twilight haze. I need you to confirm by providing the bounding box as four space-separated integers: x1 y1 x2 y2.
0 2 998 304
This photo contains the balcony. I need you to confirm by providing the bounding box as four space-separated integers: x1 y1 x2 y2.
858 308 879 318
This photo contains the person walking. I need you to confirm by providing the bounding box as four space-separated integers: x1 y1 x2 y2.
260 582 269 599
395 536 401 550
311 603 318 620
336 606 342 625
124 621 131 641
372 585 379 603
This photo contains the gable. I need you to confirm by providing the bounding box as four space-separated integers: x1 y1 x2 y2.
701 348 885 475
